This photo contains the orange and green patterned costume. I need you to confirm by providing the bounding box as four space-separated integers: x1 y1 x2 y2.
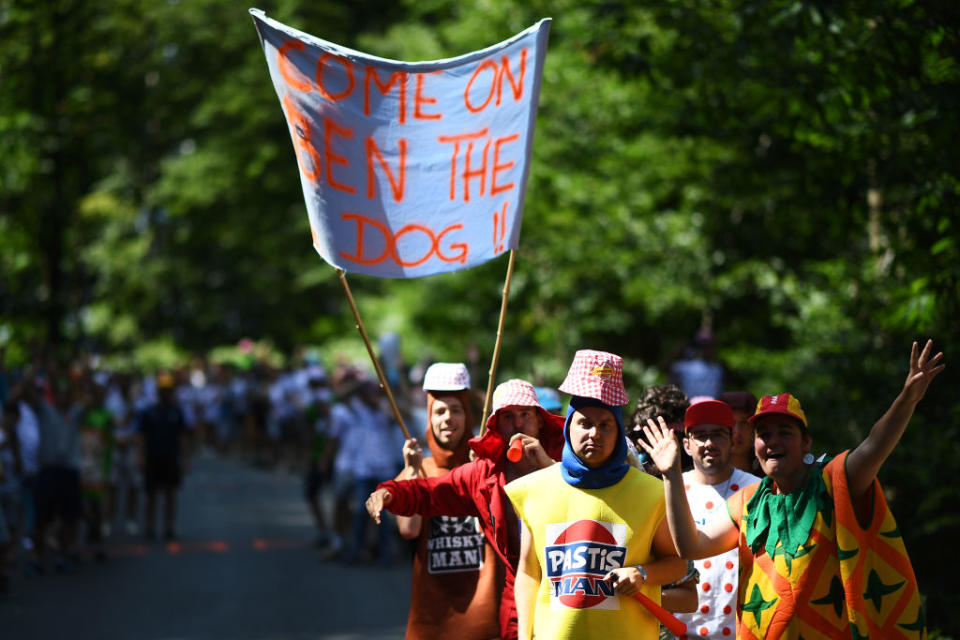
728 451 926 639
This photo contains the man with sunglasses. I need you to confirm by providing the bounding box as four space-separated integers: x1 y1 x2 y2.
676 400 759 639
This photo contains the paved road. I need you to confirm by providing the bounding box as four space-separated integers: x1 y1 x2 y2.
1 455 412 639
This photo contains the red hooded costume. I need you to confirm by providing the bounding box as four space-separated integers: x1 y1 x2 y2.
378 403 565 640
399 390 500 639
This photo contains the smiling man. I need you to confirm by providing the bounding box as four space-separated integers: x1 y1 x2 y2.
389 363 500 640
640 340 944 639
506 350 685 640
677 400 759 638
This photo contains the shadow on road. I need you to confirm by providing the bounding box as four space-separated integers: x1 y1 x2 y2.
1 455 411 640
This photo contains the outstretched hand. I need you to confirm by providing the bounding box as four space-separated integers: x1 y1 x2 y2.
902 339 945 405
845 340 946 499
636 417 682 476
365 488 393 525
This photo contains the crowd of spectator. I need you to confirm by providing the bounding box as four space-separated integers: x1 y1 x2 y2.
0 345 429 596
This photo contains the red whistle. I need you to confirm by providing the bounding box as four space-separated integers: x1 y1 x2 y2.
507 438 524 462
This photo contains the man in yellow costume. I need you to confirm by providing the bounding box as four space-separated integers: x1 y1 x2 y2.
506 350 686 640
639 340 943 639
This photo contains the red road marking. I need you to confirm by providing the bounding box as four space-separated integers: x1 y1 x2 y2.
107 538 308 556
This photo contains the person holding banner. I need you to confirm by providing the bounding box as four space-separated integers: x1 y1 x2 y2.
391 363 501 639
638 340 942 639
505 350 686 640
366 378 565 640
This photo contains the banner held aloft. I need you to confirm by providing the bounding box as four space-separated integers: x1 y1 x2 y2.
250 9 550 278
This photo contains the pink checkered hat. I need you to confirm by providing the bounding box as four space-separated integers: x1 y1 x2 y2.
558 349 629 406
422 362 471 392
491 379 541 413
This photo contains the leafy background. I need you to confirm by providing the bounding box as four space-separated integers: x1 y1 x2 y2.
1 0 958 633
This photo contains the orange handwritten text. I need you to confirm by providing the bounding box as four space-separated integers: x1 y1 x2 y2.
317 53 355 101
438 129 521 202
497 50 527 105
463 49 527 113
437 129 488 201
339 213 468 267
464 60 499 113
324 116 355 194
414 71 443 121
365 137 407 202
462 138 492 202
278 40 312 93
491 133 519 195
364 67 407 123
282 94 321 182
492 201 509 254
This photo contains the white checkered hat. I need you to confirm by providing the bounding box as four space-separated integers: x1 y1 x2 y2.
491 379 541 414
422 362 471 392
558 349 629 406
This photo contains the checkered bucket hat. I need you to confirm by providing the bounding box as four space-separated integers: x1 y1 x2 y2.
491 379 541 413
422 362 471 392
558 349 629 406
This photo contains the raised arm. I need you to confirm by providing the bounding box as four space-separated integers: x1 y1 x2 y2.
846 340 944 498
515 519 540 640
395 438 425 539
639 417 739 559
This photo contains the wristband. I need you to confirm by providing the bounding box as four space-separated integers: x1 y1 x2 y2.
634 564 648 582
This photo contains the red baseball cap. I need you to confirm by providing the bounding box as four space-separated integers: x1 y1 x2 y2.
684 399 734 430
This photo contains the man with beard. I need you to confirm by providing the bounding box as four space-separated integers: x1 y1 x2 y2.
392 363 500 639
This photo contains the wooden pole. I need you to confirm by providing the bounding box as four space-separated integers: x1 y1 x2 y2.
337 269 410 440
479 250 517 434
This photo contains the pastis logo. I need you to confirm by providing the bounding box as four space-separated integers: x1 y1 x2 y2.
544 520 627 610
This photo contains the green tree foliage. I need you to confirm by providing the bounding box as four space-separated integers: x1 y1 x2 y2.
1 0 958 631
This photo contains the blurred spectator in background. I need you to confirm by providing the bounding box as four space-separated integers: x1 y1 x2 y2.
1 400 24 593
13 390 40 553
78 381 114 561
534 387 563 415
137 372 191 542
303 366 334 548
106 373 141 535
340 380 404 564
30 372 82 573
669 330 725 400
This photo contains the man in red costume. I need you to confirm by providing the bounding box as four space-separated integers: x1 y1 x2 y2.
391 363 500 639
366 379 565 640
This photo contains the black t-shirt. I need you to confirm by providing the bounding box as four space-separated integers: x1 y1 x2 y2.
138 403 186 461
